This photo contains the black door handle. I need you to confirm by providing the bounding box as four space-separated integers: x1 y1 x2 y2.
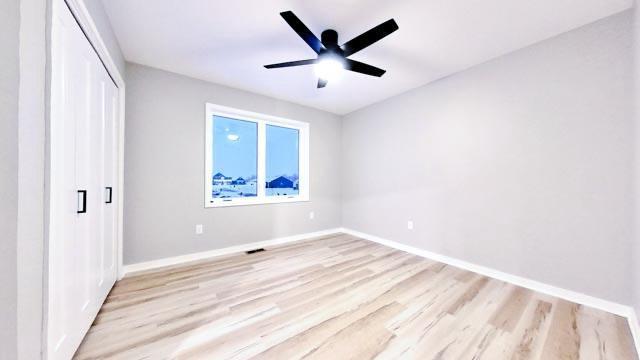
77 190 87 214
105 187 113 204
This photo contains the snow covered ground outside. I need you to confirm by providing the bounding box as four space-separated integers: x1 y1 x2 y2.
212 182 299 198
265 188 299 196
213 183 257 198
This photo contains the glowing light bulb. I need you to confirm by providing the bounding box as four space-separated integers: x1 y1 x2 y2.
314 58 344 81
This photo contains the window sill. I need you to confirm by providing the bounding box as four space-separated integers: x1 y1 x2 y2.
205 196 309 208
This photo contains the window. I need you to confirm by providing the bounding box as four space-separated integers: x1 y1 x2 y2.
211 116 258 199
205 103 309 207
266 125 299 197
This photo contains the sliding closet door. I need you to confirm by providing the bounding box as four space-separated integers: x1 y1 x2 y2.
49 3 84 357
98 65 119 300
76 19 107 321
74 17 99 324
49 0 119 358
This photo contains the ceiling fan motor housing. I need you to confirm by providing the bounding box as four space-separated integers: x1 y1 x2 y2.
321 29 339 49
319 29 345 64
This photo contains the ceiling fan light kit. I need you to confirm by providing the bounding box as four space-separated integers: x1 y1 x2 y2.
314 56 344 82
264 11 399 88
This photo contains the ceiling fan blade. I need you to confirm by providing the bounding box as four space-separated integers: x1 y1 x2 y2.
345 59 386 77
264 59 317 69
280 11 324 54
317 78 328 88
341 19 399 57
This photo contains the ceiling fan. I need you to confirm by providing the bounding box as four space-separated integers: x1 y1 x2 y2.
264 11 399 88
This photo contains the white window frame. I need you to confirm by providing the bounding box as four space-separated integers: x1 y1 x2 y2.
205 103 310 208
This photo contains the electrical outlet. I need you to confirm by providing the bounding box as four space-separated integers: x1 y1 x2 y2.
195 224 203 235
309 211 315 220
407 220 414 230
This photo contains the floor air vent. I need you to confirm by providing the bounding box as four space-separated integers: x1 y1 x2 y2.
246 248 265 254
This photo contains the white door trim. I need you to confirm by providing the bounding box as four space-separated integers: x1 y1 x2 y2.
63 0 126 280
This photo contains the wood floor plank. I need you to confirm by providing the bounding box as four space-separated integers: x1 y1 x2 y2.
540 300 582 359
171 258 433 359
509 300 554 360
74 234 639 360
302 302 404 360
489 286 534 332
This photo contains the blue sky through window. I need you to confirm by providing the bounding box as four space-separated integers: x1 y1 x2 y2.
267 125 299 196
212 116 257 180
266 125 299 181
212 116 257 198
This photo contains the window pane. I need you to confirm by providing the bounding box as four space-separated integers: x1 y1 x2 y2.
266 125 299 196
212 116 257 199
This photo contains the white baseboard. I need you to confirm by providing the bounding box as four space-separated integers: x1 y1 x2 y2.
120 226 640 355
340 227 632 316
122 228 343 276
342 227 640 354
341 227 640 355
628 309 640 357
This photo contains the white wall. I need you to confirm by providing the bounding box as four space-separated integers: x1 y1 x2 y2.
341 11 634 304
123 63 342 264
1 0 20 357
17 0 47 358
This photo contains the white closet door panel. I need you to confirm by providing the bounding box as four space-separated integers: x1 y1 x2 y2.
88 42 103 314
94 61 118 301
100 74 118 299
49 2 93 358
74 38 93 317
49 6 81 357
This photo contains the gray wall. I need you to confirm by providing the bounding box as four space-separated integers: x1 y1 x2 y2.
633 1 640 324
124 63 342 264
341 11 634 304
82 0 125 76
0 0 20 357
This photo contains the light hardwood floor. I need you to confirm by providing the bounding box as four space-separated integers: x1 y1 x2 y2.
75 233 638 359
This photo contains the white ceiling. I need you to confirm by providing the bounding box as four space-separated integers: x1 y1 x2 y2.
102 0 631 115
